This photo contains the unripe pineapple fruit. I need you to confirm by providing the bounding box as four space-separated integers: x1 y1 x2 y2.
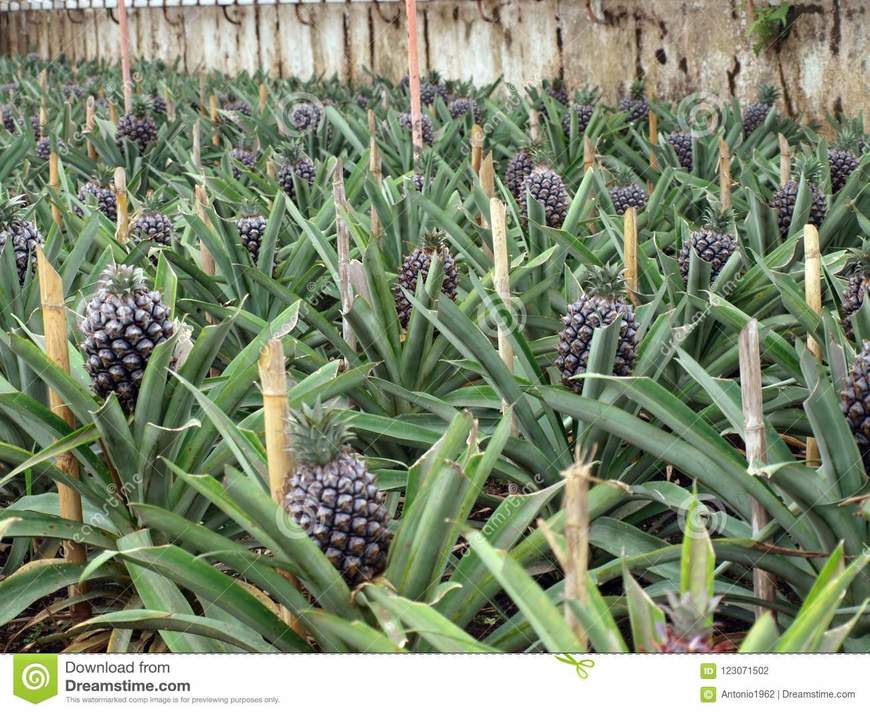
394 229 459 328
656 592 731 653
678 209 738 283
829 129 861 193
0 192 43 285
840 341 870 472
276 142 316 201
116 97 157 153
505 149 534 202
229 147 257 179
742 84 778 136
282 401 390 587
130 211 174 248
555 263 639 391
561 88 599 136
770 154 827 236
618 78 648 123
398 112 434 145
665 131 693 171
79 265 175 413
609 166 647 215
841 243 870 341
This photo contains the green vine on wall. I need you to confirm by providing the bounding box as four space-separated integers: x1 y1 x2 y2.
748 1 795 55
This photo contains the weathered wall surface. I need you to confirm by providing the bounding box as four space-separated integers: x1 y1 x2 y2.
0 1 867 120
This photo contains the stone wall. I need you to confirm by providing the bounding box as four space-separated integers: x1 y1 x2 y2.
0 0 866 120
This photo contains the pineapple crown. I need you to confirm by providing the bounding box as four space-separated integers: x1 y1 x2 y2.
792 152 822 185
581 263 627 300
609 162 640 187
835 127 862 155
421 228 447 251
628 77 646 99
575 86 600 106
130 95 151 117
239 201 264 220
91 162 116 187
757 83 779 106
281 139 308 165
0 188 28 226
425 70 443 85
98 263 148 296
845 239 870 276
288 399 351 466
133 190 168 219
659 591 722 645
700 206 735 235
528 143 557 170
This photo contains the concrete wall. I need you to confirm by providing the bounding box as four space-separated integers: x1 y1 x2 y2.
0 1 867 120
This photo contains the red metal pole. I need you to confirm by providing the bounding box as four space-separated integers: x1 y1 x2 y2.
118 0 133 113
405 0 423 165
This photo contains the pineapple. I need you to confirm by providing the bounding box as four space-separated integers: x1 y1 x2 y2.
223 95 252 117
77 179 117 221
79 265 175 414
420 72 449 106
504 148 534 202
236 205 270 267
656 592 730 653
742 84 778 136
116 96 158 153
840 341 870 471
229 147 257 180
0 191 43 285
539 78 569 108
555 263 639 390
282 401 391 587
828 129 861 193
35 136 65 161
394 229 459 328
290 102 323 132
561 87 599 136
1 105 14 132
770 154 827 236
130 200 174 249
666 130 693 171
678 208 738 283
150 93 167 116
618 78 648 123
841 242 870 341
609 165 648 215
398 112 434 145
518 147 568 229
448 97 482 124
276 143 316 202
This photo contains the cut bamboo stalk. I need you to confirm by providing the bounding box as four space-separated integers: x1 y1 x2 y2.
648 108 658 176
164 84 176 122
266 159 277 179
623 206 638 305
38 69 46 135
529 108 540 143
562 451 591 650
480 151 495 199
48 151 61 227
108 100 118 125
471 123 484 175
778 133 790 187
195 185 215 277
737 319 776 617
85 95 97 160
117 0 132 112
258 82 268 114
349 260 373 304
36 248 89 620
368 110 382 240
192 118 202 171
209 94 220 146
404 0 423 165
490 197 516 433
804 224 822 466
583 135 595 173
719 137 732 212
114 167 128 243
199 72 207 116
333 160 356 355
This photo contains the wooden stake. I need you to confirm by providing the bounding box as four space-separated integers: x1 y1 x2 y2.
368 110 382 241
583 136 595 173
803 224 822 466
36 249 89 620
164 84 176 122
199 73 207 116
258 82 268 114
480 151 495 199
209 95 220 146
778 133 790 187
192 118 202 171
195 185 215 277
114 167 128 243
48 151 61 227
266 159 277 179
648 108 658 173
404 0 423 165
117 0 132 113
719 137 732 212
38 69 47 135
529 108 540 143
85 96 97 160
623 206 638 305
333 160 356 355
108 100 118 125
562 453 591 649
490 197 516 433
737 319 776 617
471 124 484 175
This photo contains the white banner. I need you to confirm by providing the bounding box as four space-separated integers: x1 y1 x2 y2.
0 653 867 712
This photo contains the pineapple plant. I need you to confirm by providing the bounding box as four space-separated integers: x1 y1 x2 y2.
519 148 569 229
290 101 323 132
223 95 253 116
770 153 827 236
236 205 271 268
35 136 64 160
150 93 167 116
618 78 648 123
840 242 870 341
609 165 648 215
655 593 730 653
394 229 459 328
504 147 534 202
79 264 175 414
665 130 693 171
828 128 861 193
0 190 42 284
840 341 870 470
116 96 158 153
282 401 391 587
555 263 639 390
77 177 118 221
539 78 569 107
229 146 258 179
129 200 175 249
399 111 434 145
742 84 778 135
448 97 482 124
276 142 316 201
678 208 737 282
560 87 599 136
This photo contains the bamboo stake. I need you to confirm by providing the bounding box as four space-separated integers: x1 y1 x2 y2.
38 69 46 136
480 151 495 199
199 73 207 116
108 100 118 125
209 94 220 146
737 320 776 617
471 123 484 175
85 96 97 160
368 110 382 241
404 0 423 165
258 82 268 114
648 108 658 174
114 167 128 243
804 224 822 466
266 159 277 179
48 151 61 227
623 206 638 305
778 133 790 187
562 452 591 649
719 137 732 212
529 108 540 143
36 249 89 619
583 136 595 173
490 197 516 433
164 84 176 122
117 0 132 113
192 118 202 171
333 160 356 355
195 185 215 277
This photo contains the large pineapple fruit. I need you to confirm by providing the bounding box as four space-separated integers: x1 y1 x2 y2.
505 148 534 202
618 78 648 123
519 150 569 229
0 191 43 284
282 401 391 586
130 200 175 249
116 97 157 153
841 242 870 340
77 180 117 221
770 154 827 236
666 131 693 171
678 208 738 283
394 229 459 328
742 84 778 136
236 205 270 268
555 263 639 390
277 143 316 201
840 342 870 472
609 166 647 215
79 265 175 413
829 129 861 193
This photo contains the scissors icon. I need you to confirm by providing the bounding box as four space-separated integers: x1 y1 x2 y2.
554 654 595 680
